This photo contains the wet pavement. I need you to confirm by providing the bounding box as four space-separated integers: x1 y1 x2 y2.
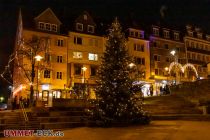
1 120 210 140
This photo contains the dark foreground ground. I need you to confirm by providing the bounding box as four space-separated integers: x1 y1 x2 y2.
1 120 210 140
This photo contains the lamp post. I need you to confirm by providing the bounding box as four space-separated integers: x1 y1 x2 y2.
164 67 169 83
82 66 87 99
170 50 177 85
34 55 43 100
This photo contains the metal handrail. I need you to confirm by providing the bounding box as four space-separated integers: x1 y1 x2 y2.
20 101 28 122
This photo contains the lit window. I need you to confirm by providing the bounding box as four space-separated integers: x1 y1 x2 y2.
52 24 57 32
84 14 87 20
153 28 159 36
188 31 193 37
87 25 94 33
44 70 51 78
73 52 83 59
76 23 83 31
163 30 170 38
74 37 83 45
88 53 98 61
39 22 45 30
56 72 62 79
57 39 64 47
197 33 203 39
174 32 180 40
57 56 63 63
134 44 144 52
45 23 51 31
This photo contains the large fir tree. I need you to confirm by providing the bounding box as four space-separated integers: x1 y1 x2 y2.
94 18 149 125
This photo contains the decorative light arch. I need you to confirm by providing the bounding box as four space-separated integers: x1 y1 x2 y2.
182 63 198 78
168 62 184 74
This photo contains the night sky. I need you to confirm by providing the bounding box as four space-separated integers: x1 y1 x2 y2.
0 0 210 96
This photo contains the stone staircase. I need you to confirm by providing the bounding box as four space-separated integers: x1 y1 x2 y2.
35 107 89 129
0 110 40 137
142 95 202 115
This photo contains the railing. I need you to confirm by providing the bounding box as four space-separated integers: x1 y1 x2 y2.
20 101 29 122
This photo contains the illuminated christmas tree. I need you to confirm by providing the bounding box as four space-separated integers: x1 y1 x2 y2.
94 18 150 125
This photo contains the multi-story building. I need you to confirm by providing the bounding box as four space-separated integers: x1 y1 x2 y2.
67 11 105 98
12 7 210 104
13 8 68 103
184 25 210 79
126 27 150 82
149 24 186 94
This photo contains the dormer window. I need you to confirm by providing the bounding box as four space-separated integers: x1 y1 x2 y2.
188 31 193 37
153 28 159 36
87 25 94 33
39 22 45 30
163 30 170 38
130 31 134 37
197 33 203 39
139 31 144 39
84 14 87 20
135 32 139 37
76 23 83 31
52 24 57 32
206 35 210 41
174 32 180 40
45 23 51 31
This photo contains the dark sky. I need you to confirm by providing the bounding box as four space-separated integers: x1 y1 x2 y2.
0 0 210 91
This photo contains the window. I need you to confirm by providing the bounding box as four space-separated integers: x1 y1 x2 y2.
88 53 98 61
134 44 144 52
153 28 159 36
52 24 57 32
90 66 97 76
135 32 139 37
74 37 83 45
187 53 191 59
197 33 203 39
197 54 201 60
139 31 144 38
153 42 157 47
56 72 62 79
155 69 159 75
57 56 63 63
44 70 51 78
166 57 170 62
45 23 51 31
130 31 134 36
203 55 205 61
163 30 170 38
154 55 161 61
74 64 82 75
134 57 145 65
73 52 83 59
164 44 169 49
191 42 195 48
89 39 98 47
76 23 83 31
57 39 64 47
39 22 45 30
87 25 94 33
188 31 193 37
84 14 87 20
174 33 180 40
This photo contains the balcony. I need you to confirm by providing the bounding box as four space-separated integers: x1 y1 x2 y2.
187 47 210 55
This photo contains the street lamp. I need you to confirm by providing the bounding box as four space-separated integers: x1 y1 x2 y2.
35 55 43 100
170 50 178 84
82 66 87 99
164 67 169 82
